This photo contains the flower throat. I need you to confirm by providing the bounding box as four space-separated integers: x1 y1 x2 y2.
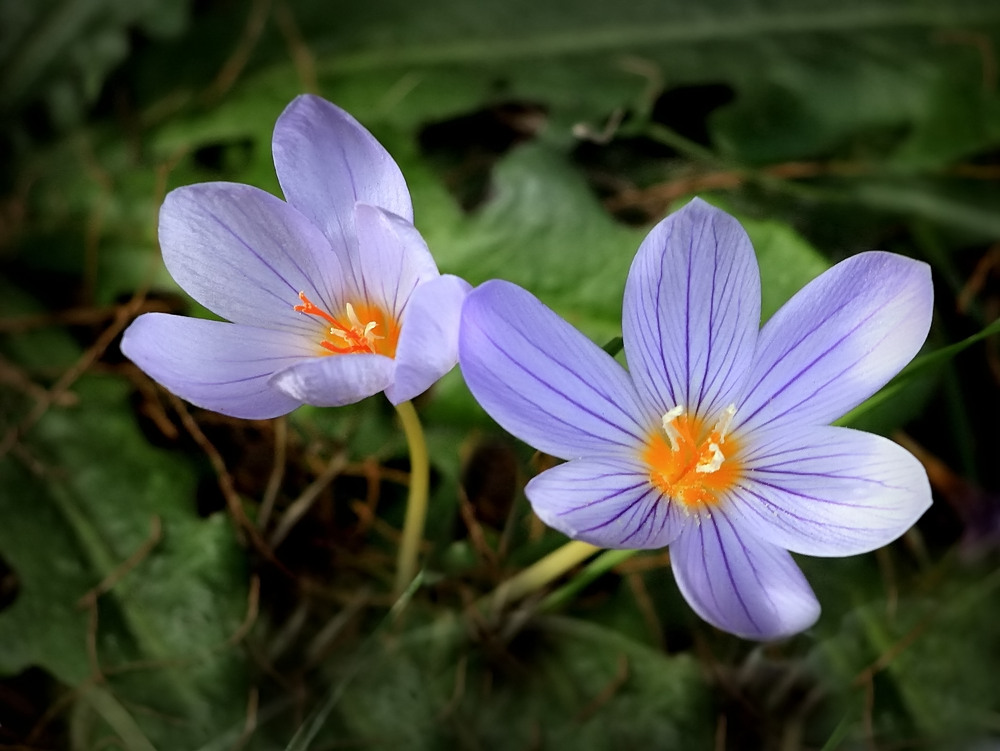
295 291 400 357
642 404 741 512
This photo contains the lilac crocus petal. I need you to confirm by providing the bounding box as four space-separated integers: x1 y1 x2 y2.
671 512 820 640
352 203 441 319
270 353 394 407
272 95 412 254
727 425 931 557
526 458 685 548
159 182 348 332
121 313 309 419
623 198 760 421
459 280 650 461
386 274 470 405
737 252 933 433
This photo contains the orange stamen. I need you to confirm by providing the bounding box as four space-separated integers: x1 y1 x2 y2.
641 405 741 512
294 291 400 358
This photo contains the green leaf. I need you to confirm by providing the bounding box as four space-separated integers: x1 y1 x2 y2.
1 0 190 127
810 562 1000 746
0 375 250 749
322 613 712 749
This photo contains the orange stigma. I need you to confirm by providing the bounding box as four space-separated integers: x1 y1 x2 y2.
641 404 741 512
294 291 400 357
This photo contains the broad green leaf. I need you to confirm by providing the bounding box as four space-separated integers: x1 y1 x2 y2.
0 374 250 749
810 562 1000 747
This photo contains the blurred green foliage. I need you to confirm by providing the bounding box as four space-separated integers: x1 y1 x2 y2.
2 0 1000 749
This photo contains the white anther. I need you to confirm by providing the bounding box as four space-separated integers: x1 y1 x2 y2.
329 327 351 342
345 303 363 330
714 404 737 443
661 405 685 447
696 442 725 473
340 303 384 347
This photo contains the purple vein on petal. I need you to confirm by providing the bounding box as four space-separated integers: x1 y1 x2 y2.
553 473 650 520
395 281 420 320
741 442 864 466
697 223 751 413
749 326 875 430
711 512 760 630
731 482 869 527
697 220 719 408
750 476 900 506
619 488 670 546
188 203 339 331
390 258 404 315
649 223 680 406
569 485 646 529
684 223 695 399
738 294 864 428
210 202 318 297
202 210 299 300
478 326 646 446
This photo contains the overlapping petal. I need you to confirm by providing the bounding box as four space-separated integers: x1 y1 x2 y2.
736 252 933 433
726 425 931 556
270 353 395 408
670 512 820 640
386 274 470 405
526 458 685 548
125 95 465 421
352 203 441 319
272 95 412 254
159 182 349 331
121 313 309 419
459 280 650 461
623 198 760 421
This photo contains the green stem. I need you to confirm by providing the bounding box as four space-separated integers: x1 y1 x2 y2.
485 540 600 610
78 684 157 751
539 548 638 611
393 400 430 596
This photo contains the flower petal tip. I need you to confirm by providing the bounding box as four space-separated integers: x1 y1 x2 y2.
122 313 306 419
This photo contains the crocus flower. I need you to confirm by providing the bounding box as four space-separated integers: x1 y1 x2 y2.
459 198 933 640
122 94 468 418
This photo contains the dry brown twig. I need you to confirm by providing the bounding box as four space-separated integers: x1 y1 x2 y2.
0 296 145 460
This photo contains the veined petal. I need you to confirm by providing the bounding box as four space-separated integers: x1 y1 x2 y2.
671 512 820 640
526 457 685 549
623 198 760 421
121 313 308 419
385 274 470 405
159 182 349 332
459 280 650 461
270 352 394 407
272 95 412 253
726 425 931 557
353 203 440 320
737 252 933 433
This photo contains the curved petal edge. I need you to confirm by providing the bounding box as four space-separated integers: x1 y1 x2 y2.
386 274 470 405
671 511 821 640
121 313 307 419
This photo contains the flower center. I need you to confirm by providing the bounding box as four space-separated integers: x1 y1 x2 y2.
641 404 741 512
294 291 400 357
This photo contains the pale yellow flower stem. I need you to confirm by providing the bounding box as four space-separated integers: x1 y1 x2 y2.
539 548 637 611
485 540 601 610
393 400 430 597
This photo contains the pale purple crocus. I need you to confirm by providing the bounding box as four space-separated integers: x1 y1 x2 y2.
459 198 933 640
122 94 469 418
